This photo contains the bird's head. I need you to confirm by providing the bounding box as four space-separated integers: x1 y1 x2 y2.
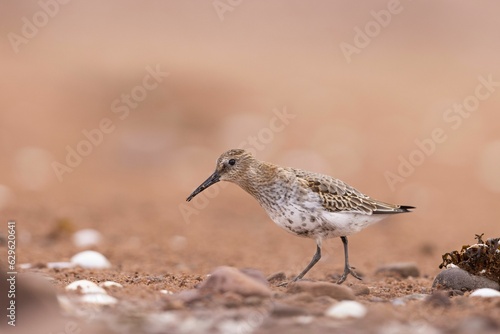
186 149 255 201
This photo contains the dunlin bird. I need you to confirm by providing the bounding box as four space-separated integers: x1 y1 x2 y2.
186 149 414 284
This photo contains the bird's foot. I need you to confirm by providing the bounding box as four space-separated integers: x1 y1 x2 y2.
337 266 362 284
277 275 302 287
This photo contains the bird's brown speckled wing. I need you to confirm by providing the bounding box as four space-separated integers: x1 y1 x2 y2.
290 168 411 214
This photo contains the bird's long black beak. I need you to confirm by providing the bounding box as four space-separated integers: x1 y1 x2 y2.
186 171 220 201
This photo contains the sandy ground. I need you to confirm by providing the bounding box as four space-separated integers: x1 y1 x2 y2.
1 197 499 334
1 1 500 333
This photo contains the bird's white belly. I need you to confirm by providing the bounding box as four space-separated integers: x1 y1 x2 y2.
258 179 388 239
265 197 386 239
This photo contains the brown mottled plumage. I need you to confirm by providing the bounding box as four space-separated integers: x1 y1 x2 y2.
187 149 414 284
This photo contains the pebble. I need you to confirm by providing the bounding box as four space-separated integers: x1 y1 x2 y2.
99 281 123 289
47 262 76 269
198 266 272 298
271 303 309 317
425 290 452 307
350 284 370 296
65 280 118 306
70 250 111 269
375 262 420 278
80 293 118 305
267 272 287 284
66 280 107 294
287 281 355 301
239 268 269 286
72 229 102 248
282 292 315 304
391 294 427 306
433 268 500 291
470 288 500 298
325 301 367 319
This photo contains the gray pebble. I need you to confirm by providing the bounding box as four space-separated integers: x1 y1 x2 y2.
200 266 272 297
433 268 500 291
267 272 287 285
375 262 420 278
287 281 355 301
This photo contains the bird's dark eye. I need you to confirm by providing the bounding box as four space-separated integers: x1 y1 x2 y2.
228 159 236 166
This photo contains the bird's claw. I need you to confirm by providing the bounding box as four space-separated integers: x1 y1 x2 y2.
337 266 362 284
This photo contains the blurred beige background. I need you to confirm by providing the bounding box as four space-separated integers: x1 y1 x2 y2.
1 1 499 275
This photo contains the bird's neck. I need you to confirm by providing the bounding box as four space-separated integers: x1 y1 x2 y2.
236 161 278 200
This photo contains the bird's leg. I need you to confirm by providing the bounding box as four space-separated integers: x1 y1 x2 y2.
337 236 362 284
291 244 321 283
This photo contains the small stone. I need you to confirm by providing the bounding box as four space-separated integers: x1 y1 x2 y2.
283 292 315 304
72 229 102 248
433 268 500 291
350 284 370 296
267 272 287 284
239 268 269 286
47 262 75 269
376 262 420 278
99 281 123 289
272 303 309 317
470 288 500 298
221 291 244 307
391 294 427 306
287 281 355 301
425 291 452 307
80 293 117 305
170 289 201 303
66 280 106 294
392 298 406 306
70 250 111 269
243 296 265 306
198 266 271 298
325 301 367 319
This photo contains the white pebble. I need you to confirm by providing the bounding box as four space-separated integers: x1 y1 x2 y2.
71 250 111 269
18 263 33 269
66 280 106 294
72 229 103 248
160 290 173 295
80 293 118 305
470 288 500 298
47 262 75 269
325 301 367 319
99 281 123 288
